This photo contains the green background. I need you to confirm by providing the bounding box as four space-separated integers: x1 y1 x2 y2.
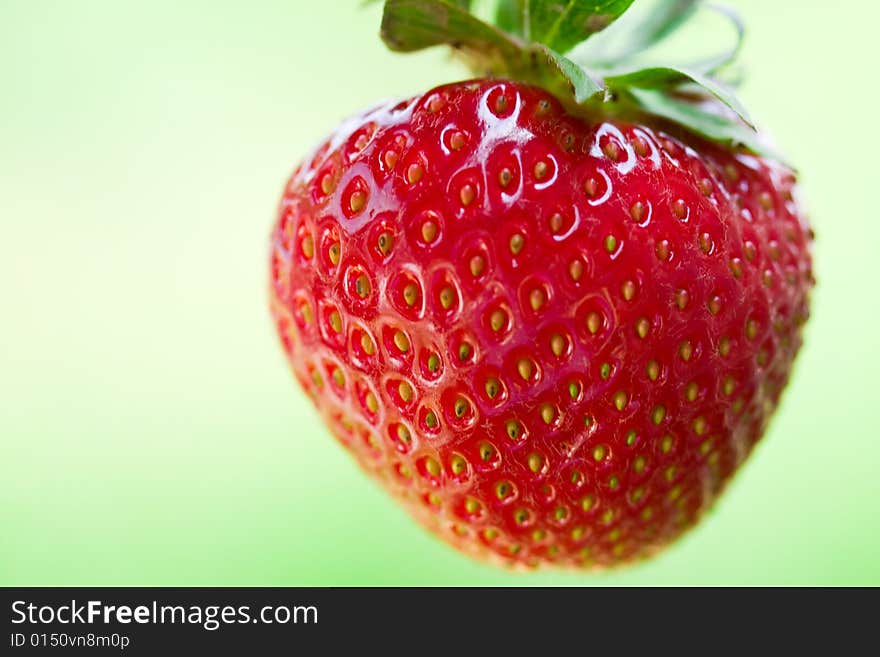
2 0 877 586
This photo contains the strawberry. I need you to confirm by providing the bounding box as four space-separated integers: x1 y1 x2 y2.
269 0 813 569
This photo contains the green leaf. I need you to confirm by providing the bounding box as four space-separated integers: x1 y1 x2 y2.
625 87 781 160
381 0 523 60
527 0 639 55
606 65 754 128
534 45 606 103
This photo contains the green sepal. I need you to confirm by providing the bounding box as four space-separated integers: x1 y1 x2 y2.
606 65 754 128
535 45 606 103
493 1 638 50
574 0 700 65
495 0 525 36
381 0 523 64
577 1 745 77
521 0 638 54
625 87 780 159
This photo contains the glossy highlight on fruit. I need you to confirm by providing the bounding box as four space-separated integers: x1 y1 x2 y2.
269 79 814 569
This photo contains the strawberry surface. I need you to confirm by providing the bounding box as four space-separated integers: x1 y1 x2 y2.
269 80 813 568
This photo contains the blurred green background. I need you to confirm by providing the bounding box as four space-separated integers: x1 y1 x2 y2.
1 0 877 586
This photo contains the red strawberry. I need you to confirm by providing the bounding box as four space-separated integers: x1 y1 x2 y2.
269 1 813 568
